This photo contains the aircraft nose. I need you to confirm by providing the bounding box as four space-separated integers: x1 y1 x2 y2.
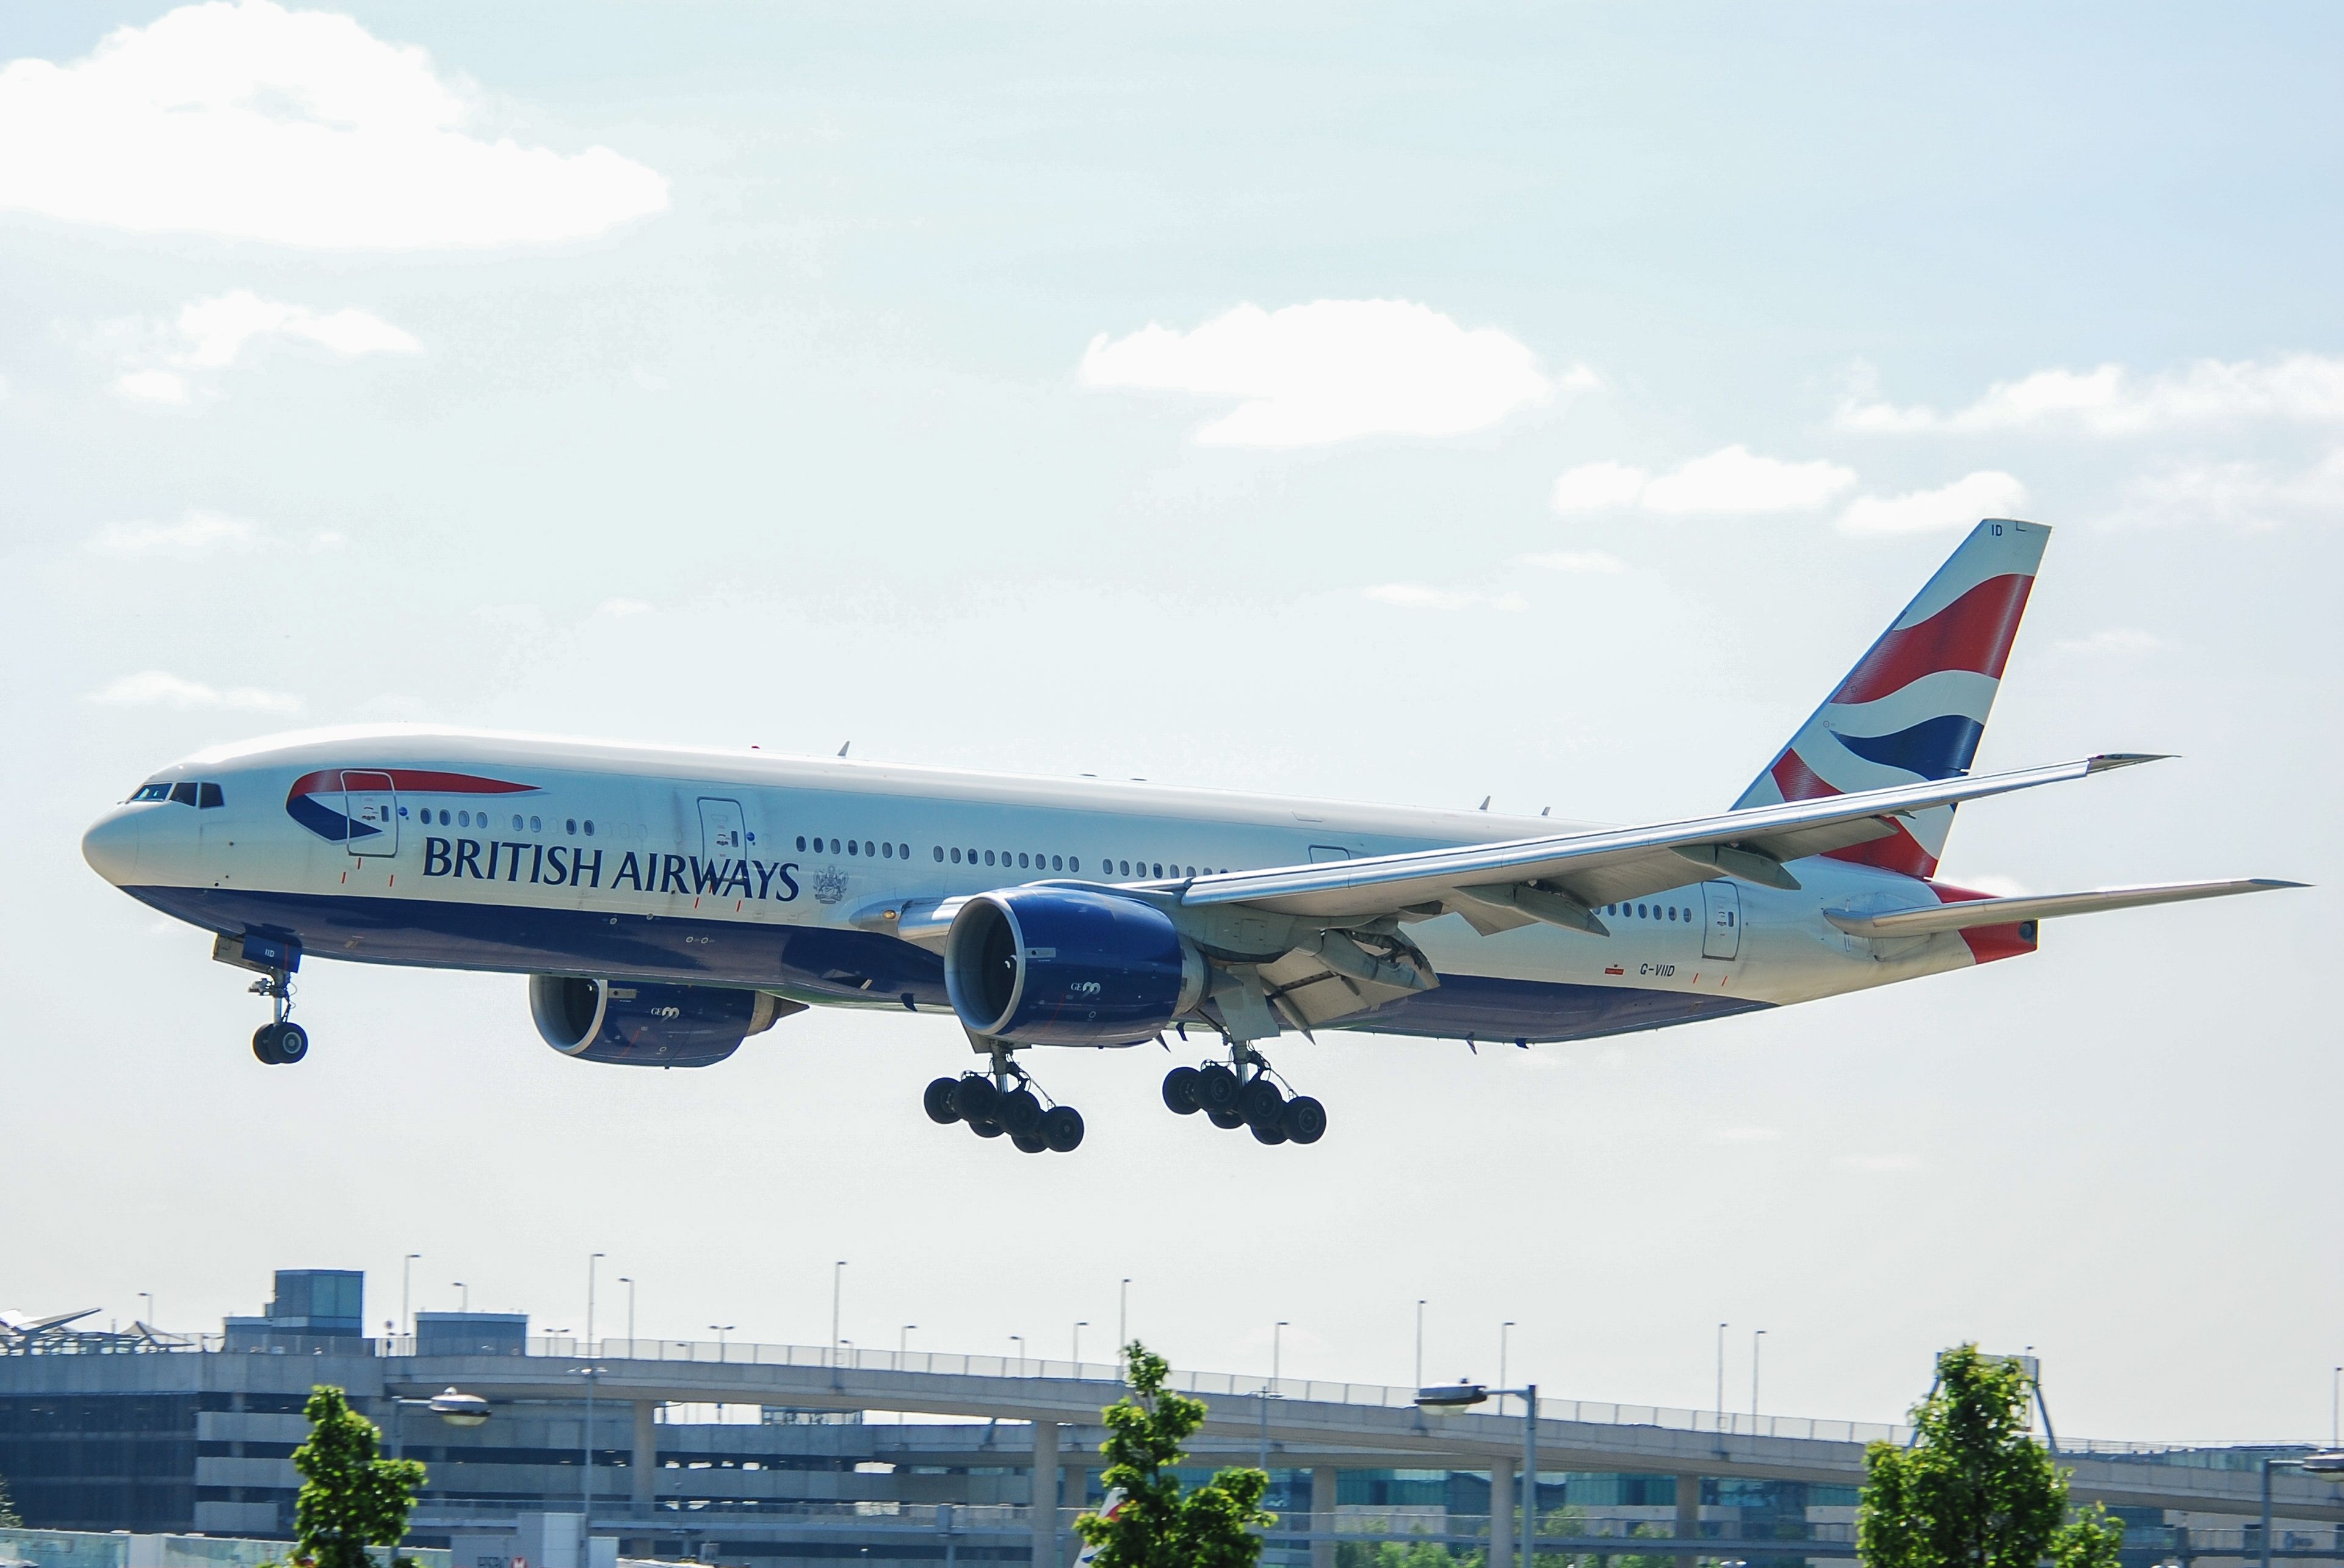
81 807 145 886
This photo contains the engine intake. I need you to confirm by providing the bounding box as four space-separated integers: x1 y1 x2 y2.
944 888 1206 1046
527 976 798 1068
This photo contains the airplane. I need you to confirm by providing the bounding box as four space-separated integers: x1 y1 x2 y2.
81 519 2297 1154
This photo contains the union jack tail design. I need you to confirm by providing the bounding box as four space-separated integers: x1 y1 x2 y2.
1733 518 2050 878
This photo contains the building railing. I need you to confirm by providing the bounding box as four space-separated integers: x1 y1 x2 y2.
5 1329 2326 1462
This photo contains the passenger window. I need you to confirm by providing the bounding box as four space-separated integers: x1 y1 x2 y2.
950 848 961 864
1184 865 1195 876
1636 903 1646 918
197 783 224 809
933 846 944 862
1017 853 1029 869
882 842 894 859
457 810 471 828
863 840 874 857
984 850 996 866
795 835 806 851
1069 857 1080 872
1120 860 1131 875
900 843 909 859
1051 855 1063 871
512 814 523 831
584 820 595 836
848 840 859 856
571 819 582 836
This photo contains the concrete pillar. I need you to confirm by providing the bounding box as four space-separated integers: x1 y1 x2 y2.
1032 1420 1060 1568
1491 1458 1515 1568
1674 1475 1702 1568
631 1403 656 1508
1311 1465 1337 1568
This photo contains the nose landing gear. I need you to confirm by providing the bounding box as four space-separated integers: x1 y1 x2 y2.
248 970 309 1065
1163 1046 1325 1146
924 1047 1084 1154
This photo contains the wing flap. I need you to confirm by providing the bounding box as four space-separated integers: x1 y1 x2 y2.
1824 878 2303 937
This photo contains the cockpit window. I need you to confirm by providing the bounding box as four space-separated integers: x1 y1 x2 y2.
130 782 172 803
197 782 224 809
169 782 200 806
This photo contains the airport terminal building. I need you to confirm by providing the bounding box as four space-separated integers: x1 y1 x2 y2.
5 1270 2341 1568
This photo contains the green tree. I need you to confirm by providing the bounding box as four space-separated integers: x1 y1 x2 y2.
0 1467 24 1527
1074 1342 1277 1568
288 1386 427 1568
1859 1345 2123 1568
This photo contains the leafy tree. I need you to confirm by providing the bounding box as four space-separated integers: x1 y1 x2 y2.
1074 1342 1276 1568
1859 1345 2123 1568
288 1386 428 1568
0 1467 23 1527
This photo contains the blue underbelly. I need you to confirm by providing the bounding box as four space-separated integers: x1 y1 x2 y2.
125 886 1770 1044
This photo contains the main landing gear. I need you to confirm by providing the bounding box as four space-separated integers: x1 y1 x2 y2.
1162 1046 1325 1147
249 969 309 1066
923 1053 1085 1155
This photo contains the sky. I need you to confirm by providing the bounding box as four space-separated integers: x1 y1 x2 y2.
2 1 2340 1449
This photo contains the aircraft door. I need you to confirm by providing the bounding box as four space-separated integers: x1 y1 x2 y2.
1701 880 1741 960
698 798 747 865
341 771 399 857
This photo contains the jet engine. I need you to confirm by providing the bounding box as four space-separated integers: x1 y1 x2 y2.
944 888 1206 1046
527 975 800 1068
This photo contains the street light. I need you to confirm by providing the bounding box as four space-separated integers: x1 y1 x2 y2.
587 1254 605 1353
1500 1323 1515 1392
711 1324 734 1359
402 1255 421 1339
1073 1321 1088 1365
454 1282 469 1313
1715 1323 1729 1430
1752 1329 1767 1421
1119 1279 1130 1356
1416 1380 1539 1568
570 1365 610 1526
1275 1322 1289 1388
1415 1301 1427 1391
138 1293 154 1328
1010 1335 1025 1375
2261 1451 2344 1568
900 1324 917 1361
831 1261 847 1368
617 1277 636 1355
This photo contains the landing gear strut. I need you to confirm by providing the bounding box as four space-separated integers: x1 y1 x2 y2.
1163 1044 1325 1146
924 1047 1083 1154
248 970 308 1065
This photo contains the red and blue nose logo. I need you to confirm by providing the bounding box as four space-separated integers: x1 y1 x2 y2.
284 769 537 844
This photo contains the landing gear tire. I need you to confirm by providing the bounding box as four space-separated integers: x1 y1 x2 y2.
998 1087 1045 1140
923 1077 962 1124
1162 1066 1203 1115
1281 1094 1328 1144
1041 1105 1085 1152
272 1022 308 1064
950 1075 1000 1122
1196 1063 1240 1111
1250 1120 1289 1146
1239 1078 1285 1130
1206 1106 1246 1131
252 1024 284 1065
1010 1127 1051 1154
968 1116 1004 1139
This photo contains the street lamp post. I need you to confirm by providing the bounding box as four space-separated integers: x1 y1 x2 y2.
1073 1321 1088 1366
402 1255 421 1339
1118 1279 1130 1356
455 1282 469 1313
2260 1451 2344 1568
1752 1329 1766 1422
711 1324 734 1359
618 1277 636 1355
1715 1323 1728 1430
1500 1323 1514 1393
1275 1322 1289 1388
138 1293 153 1328
901 1324 917 1362
572 1365 609 1528
1416 1301 1427 1391
1416 1379 1538 1568
1010 1335 1024 1375
587 1255 604 1354
831 1261 847 1368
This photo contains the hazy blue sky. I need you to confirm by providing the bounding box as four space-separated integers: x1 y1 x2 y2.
3 2 2339 1445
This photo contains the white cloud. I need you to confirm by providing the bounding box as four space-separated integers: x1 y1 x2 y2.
89 510 261 557
2053 627 2170 659
117 368 189 403
89 669 300 712
1837 470 2027 536
1362 582 1525 612
173 290 421 366
1080 299 1580 446
1549 460 1647 513
2106 446 2344 530
594 597 653 618
1519 549 1626 573
1554 446 1856 515
0 0 669 248
1839 353 2344 436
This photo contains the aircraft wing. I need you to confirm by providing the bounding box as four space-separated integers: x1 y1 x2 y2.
1823 878 2303 938
1179 754 2161 928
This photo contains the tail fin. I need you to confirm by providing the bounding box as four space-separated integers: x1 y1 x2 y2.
1733 518 2050 878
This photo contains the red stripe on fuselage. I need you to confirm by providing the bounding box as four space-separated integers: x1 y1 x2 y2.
287 768 538 798
1832 574 2036 706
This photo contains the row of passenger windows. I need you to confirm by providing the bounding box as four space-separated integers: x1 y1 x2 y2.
131 781 223 808
790 837 1233 881
1607 901 1697 923
404 807 600 836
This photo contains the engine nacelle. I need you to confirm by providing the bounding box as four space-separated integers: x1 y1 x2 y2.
527 975 796 1068
944 888 1207 1046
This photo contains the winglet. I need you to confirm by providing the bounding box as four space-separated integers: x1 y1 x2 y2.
2084 753 2172 773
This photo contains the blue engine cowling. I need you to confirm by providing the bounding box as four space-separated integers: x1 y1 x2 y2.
944 888 1207 1046
527 975 798 1068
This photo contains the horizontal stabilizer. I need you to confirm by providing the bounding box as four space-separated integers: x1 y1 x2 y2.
1823 878 2304 938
